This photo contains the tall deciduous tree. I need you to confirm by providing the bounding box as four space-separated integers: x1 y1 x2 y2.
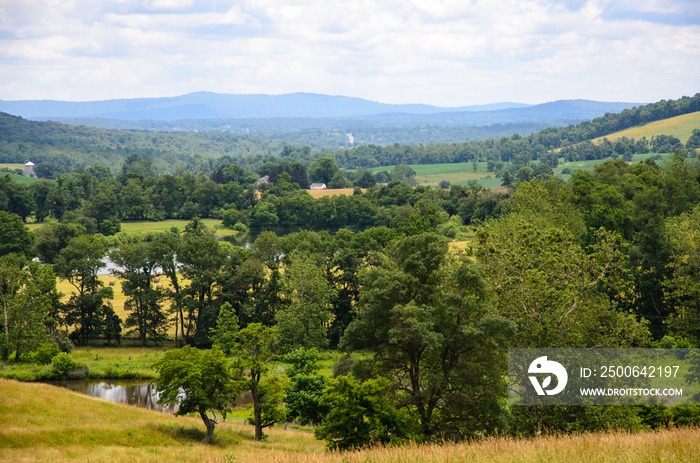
234 323 280 441
342 233 514 439
0 211 34 259
177 221 227 346
276 255 335 349
0 255 60 362
664 205 700 343
110 242 168 345
54 235 114 345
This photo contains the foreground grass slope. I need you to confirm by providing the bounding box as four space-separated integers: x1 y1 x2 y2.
2 378 700 462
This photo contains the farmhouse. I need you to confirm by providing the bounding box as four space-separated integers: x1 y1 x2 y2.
256 175 270 186
309 183 327 190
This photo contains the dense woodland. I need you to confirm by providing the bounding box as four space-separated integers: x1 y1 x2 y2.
2 94 700 447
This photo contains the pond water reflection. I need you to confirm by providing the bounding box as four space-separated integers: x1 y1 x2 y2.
46 379 178 413
47 380 254 413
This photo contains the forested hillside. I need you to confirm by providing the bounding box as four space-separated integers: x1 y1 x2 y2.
0 94 697 176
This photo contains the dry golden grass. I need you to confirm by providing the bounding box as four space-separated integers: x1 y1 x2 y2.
591 111 700 145
3 378 700 463
306 188 363 198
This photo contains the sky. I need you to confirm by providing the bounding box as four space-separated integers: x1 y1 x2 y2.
0 0 698 107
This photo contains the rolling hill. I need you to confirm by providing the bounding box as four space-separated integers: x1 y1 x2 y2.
591 111 700 144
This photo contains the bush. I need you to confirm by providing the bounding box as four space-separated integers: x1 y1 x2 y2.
315 376 413 450
233 222 248 233
332 354 354 377
49 331 74 353
34 342 61 365
51 353 88 380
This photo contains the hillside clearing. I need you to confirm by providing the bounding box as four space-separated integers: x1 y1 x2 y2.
2 378 700 462
591 111 700 144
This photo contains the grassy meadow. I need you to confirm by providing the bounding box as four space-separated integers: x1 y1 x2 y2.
349 151 679 189
591 111 700 145
2 378 700 462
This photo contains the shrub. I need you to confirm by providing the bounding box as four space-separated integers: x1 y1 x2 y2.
51 353 88 379
233 222 248 233
34 342 61 365
49 331 74 353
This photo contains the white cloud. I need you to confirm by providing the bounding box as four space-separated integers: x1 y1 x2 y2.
0 0 697 105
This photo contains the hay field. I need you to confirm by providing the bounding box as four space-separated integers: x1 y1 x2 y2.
591 111 700 145
306 188 362 198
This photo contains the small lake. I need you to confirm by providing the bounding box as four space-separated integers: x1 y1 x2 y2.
46 379 178 413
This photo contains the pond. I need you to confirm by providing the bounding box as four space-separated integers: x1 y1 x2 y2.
46 379 178 413
46 379 253 413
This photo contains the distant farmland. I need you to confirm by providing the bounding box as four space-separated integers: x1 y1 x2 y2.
591 111 700 145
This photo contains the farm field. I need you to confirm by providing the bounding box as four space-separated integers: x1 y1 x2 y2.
0 170 37 185
351 152 678 189
591 111 700 145
306 187 363 198
26 218 235 237
0 163 24 170
2 378 700 463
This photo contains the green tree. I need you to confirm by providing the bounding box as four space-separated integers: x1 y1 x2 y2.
110 242 168 346
177 223 227 346
234 323 280 441
33 221 85 264
54 235 113 345
211 302 239 355
327 170 349 189
663 205 700 343
276 255 335 349
308 157 339 185
475 219 649 349
0 211 34 259
389 165 417 186
354 168 376 188
0 256 59 362
342 233 514 439
283 348 329 425
0 175 33 221
153 346 242 444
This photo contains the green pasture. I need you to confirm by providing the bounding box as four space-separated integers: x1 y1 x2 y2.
357 152 680 188
118 218 235 236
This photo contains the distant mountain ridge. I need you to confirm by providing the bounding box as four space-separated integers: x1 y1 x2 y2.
0 92 528 120
0 92 637 122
